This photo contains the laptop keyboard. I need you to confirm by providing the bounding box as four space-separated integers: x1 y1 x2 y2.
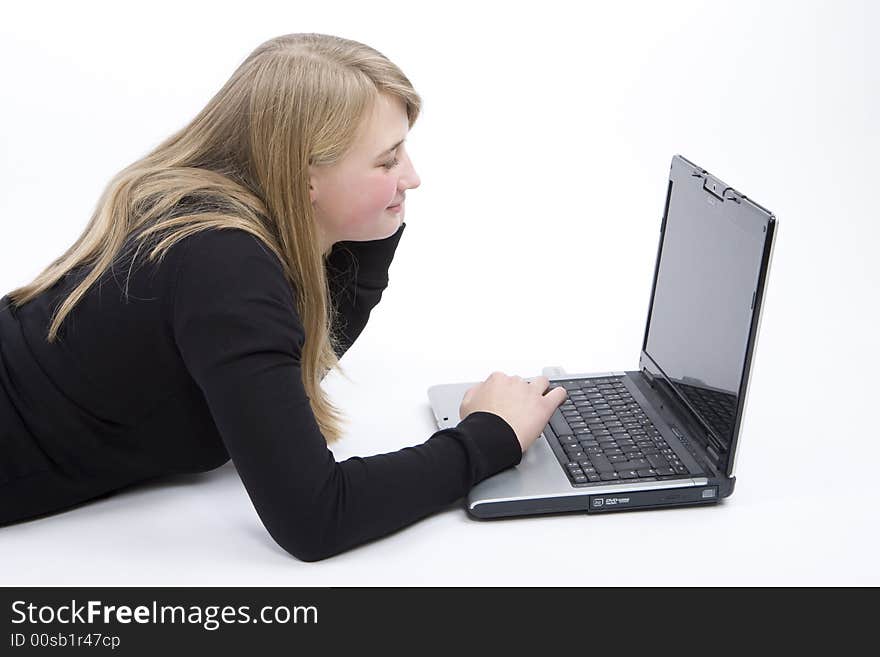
546 376 693 486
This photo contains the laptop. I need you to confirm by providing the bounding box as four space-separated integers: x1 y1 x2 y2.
427 154 777 518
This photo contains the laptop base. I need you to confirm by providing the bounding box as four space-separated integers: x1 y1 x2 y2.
468 480 729 519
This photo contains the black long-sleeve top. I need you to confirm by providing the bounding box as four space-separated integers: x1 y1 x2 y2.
0 221 523 561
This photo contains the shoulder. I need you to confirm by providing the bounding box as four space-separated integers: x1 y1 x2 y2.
169 228 307 375
175 227 284 275
171 228 296 314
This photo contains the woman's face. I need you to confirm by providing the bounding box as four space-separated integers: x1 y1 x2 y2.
309 93 421 253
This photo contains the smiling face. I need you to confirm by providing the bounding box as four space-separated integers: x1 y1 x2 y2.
309 92 421 253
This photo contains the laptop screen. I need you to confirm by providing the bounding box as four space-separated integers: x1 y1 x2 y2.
642 156 772 449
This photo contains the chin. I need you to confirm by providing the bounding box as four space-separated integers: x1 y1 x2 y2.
381 212 403 236
344 213 401 242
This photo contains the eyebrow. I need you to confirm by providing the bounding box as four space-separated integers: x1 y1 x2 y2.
377 138 406 158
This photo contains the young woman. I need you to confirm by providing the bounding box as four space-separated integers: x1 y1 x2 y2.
0 33 567 561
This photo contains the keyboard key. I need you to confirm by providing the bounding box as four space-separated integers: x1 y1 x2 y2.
613 460 645 471
590 454 614 472
637 469 658 478
550 410 574 437
618 470 639 479
599 472 620 481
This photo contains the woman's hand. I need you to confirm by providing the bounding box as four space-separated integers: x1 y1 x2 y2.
459 371 568 453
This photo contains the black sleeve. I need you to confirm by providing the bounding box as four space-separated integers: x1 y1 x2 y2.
325 222 407 360
172 228 523 562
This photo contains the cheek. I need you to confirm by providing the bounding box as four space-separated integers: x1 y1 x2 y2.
373 176 399 208
352 176 398 215
321 171 399 236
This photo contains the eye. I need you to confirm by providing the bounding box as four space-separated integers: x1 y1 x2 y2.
382 157 400 170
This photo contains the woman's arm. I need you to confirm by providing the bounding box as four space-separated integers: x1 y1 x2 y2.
171 228 521 562
325 222 406 360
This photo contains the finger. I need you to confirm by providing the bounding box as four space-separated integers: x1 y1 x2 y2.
532 376 550 393
545 385 568 406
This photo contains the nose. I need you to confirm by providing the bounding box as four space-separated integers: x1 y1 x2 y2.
402 151 421 191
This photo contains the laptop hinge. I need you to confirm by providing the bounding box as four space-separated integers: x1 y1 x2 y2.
638 364 726 474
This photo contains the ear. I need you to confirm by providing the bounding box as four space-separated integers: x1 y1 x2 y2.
308 166 319 205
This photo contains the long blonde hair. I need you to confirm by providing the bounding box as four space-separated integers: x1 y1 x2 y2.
4 33 421 445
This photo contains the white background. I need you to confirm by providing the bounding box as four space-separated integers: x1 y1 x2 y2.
1 0 877 585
